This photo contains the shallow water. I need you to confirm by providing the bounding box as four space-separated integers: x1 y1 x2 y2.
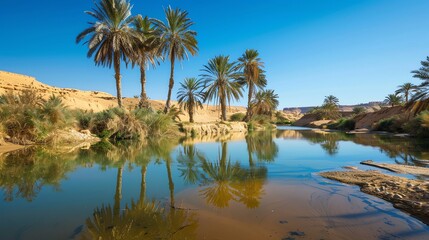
0 127 429 240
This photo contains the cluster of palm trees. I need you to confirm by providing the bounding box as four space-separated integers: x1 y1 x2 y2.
178 50 279 122
77 0 278 123
77 0 198 111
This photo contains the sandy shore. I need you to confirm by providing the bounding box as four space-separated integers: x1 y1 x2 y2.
320 169 429 224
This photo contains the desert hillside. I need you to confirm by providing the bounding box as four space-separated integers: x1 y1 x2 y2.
0 70 249 122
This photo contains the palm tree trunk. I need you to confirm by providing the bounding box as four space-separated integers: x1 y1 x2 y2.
405 91 409 104
166 159 175 207
220 95 227 121
139 62 149 108
114 51 123 108
164 53 176 113
138 165 147 207
189 101 194 123
244 83 254 122
114 166 123 220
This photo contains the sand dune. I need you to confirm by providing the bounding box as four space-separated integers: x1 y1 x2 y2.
0 70 248 122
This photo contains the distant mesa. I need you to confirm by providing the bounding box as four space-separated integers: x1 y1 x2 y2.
283 102 384 114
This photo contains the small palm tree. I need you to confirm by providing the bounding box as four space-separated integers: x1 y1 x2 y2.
324 95 339 106
133 15 161 108
177 78 205 123
251 89 279 116
237 49 266 121
153 6 198 113
76 0 139 108
201 55 243 121
395 82 417 104
384 94 402 107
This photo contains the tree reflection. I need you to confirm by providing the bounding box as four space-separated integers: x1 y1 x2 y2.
80 139 197 240
180 141 268 209
246 131 278 163
0 148 78 201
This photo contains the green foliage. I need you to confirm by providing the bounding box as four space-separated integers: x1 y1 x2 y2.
373 116 406 133
248 115 274 131
311 103 341 120
384 94 403 107
0 92 70 144
177 78 205 123
229 113 245 122
274 111 291 124
201 55 243 121
324 95 339 106
73 110 95 130
404 111 429 138
251 89 279 116
352 106 366 115
328 118 356 131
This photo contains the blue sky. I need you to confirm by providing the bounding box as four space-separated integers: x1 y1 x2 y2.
1 0 429 108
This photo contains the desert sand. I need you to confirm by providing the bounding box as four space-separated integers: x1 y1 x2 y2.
0 70 247 122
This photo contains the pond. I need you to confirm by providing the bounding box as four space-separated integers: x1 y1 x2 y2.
0 127 429 240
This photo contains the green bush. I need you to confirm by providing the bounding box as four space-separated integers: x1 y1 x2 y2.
73 110 94 130
328 118 356 131
373 116 406 133
229 112 245 122
404 111 429 138
0 92 71 144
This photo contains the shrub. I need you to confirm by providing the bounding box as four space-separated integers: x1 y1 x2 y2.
404 111 429 137
0 91 71 144
72 110 94 130
90 108 177 141
328 118 355 131
353 107 366 115
229 112 245 122
373 116 406 133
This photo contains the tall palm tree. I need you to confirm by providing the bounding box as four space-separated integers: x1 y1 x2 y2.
76 0 139 108
395 82 417 104
237 49 266 121
384 94 402 107
251 89 279 116
133 15 161 108
153 6 198 113
201 55 243 121
324 95 339 106
177 78 205 123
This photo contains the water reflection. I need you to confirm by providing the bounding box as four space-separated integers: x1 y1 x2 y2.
79 139 197 239
1 128 429 239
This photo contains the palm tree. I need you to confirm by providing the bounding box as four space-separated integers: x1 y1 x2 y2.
237 49 266 121
177 78 205 123
133 15 161 108
153 6 198 113
324 95 339 106
384 94 402 107
76 0 139 108
410 57 429 113
395 82 417 104
251 89 279 116
201 55 243 121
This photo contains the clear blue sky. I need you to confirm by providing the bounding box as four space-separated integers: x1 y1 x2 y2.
1 0 429 108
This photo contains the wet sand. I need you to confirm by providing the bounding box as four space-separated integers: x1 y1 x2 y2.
320 170 429 225
176 179 429 240
361 160 429 176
